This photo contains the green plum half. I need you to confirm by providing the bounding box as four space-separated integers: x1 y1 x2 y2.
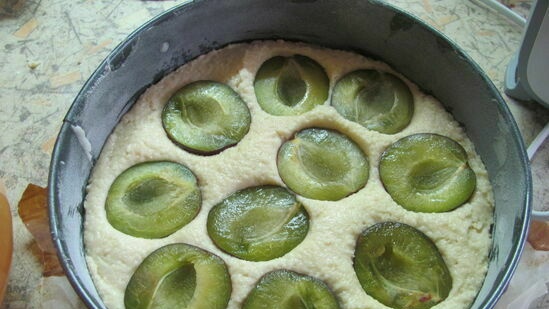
242 269 341 309
106 161 201 239
353 222 452 309
331 69 413 134
277 128 369 201
207 185 309 261
254 55 329 116
124 243 231 309
162 80 251 154
379 133 476 213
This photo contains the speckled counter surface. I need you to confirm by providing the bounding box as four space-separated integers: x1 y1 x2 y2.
0 0 547 308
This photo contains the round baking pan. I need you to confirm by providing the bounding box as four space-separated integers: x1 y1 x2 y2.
48 0 531 308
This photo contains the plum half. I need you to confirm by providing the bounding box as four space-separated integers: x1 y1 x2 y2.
106 161 201 239
242 269 341 309
379 133 476 213
331 70 413 134
124 243 231 309
207 185 309 261
353 222 452 309
162 80 251 155
254 55 329 116
277 128 369 201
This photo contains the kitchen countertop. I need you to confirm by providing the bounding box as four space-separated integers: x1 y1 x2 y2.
0 0 547 308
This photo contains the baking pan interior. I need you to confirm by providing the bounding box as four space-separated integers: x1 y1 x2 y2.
48 1 531 308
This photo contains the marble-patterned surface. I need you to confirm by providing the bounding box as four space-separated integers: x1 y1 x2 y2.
0 0 547 308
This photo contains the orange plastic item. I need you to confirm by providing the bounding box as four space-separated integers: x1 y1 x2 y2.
528 220 549 251
0 191 13 303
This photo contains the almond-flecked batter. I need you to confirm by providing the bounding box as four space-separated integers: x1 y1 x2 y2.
84 40 494 309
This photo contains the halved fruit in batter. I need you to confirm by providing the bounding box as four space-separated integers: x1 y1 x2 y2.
331 69 413 134
242 269 341 309
106 161 201 238
207 185 309 261
162 80 251 155
124 243 231 309
353 222 452 309
277 128 369 201
379 133 476 213
254 55 329 115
